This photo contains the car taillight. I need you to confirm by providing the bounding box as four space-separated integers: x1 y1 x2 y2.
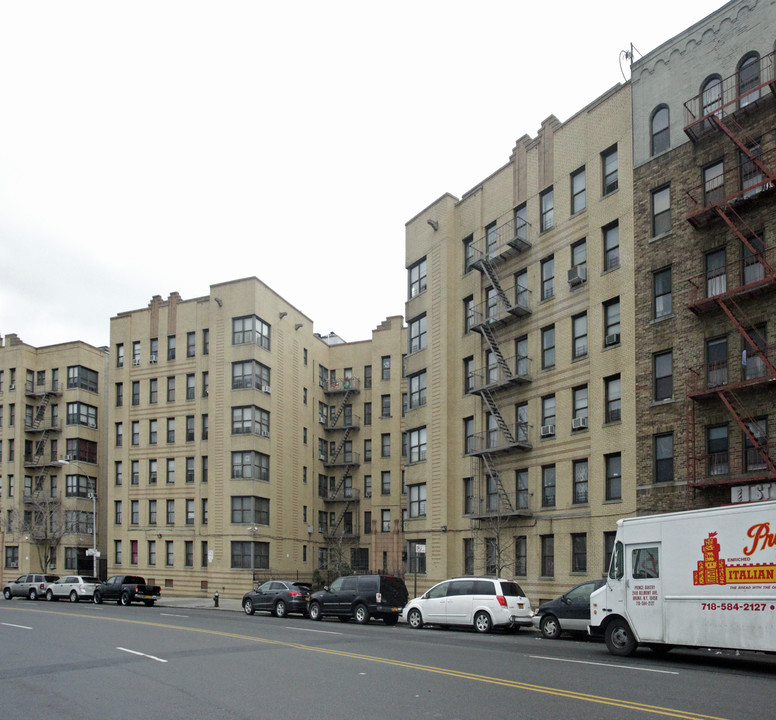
288 591 301 597
39 583 45 589
134 585 139 593
376 592 382 603
497 595 508 608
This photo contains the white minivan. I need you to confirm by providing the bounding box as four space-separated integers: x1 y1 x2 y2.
404 577 533 633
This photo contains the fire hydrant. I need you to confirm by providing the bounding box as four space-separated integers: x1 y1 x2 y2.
213 591 219 608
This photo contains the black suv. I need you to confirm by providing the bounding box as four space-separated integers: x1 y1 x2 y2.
308 574 408 625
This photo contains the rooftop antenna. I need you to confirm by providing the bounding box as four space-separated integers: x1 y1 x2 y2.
619 43 642 81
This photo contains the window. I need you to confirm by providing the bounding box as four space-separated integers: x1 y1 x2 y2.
738 53 760 107
741 143 763 198
231 541 269 569
186 332 195 358
540 187 554 232
541 256 554 300
408 427 427 463
186 415 195 442
463 234 475 272
573 385 588 425
464 417 475 454
114 501 122 525
570 238 586 279
542 395 555 429
654 350 673 401
149 419 158 445
167 335 176 361
167 417 175 443
408 257 427 298
702 75 722 119
571 167 586 214
186 374 195 400
409 314 427 353
166 499 175 524
232 315 271 350
601 145 618 194
166 376 175 402
202 329 209 355
149 499 157 525
232 361 271 391
232 405 270 436
655 433 674 483
652 186 671 236
706 247 727 297
381 433 390 457
541 325 555 369
541 465 556 507
603 222 620 271
149 378 158 404
408 484 426 518
186 499 195 525
147 540 156 566
115 382 123 407
463 296 474 334
131 460 139 485
541 535 554 577
573 460 588 504
463 477 474 514
516 469 528 509
605 453 622 500
704 160 724 207
572 313 587 359
116 344 124 368
381 509 391 533
651 106 670 155
115 540 122 564
131 421 139 446
707 424 729 475
231 451 270 481
381 356 391 380
231 496 270 525
147 459 157 485
706 335 728 387
166 458 175 484
515 537 527 576
485 538 498 576
605 375 621 423
743 323 767 380
572 533 587 573
484 220 498 259
381 471 391 495
186 457 195 483
654 267 672 318
744 418 768 472
463 356 475 394
67 365 98 393
130 500 139 525
604 298 620 345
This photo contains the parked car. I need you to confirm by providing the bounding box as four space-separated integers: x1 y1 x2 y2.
404 577 533 633
93 575 161 606
532 579 606 639
3 573 60 601
242 580 312 617
45 575 101 603
308 574 408 625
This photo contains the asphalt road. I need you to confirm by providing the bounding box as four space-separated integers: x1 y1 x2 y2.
0 600 773 720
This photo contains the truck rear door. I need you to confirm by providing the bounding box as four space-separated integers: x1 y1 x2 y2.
626 544 663 642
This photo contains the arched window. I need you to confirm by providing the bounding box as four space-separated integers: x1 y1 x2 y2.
701 76 722 121
651 106 670 155
738 53 760 107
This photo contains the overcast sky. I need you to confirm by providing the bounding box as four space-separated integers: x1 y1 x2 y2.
0 0 726 348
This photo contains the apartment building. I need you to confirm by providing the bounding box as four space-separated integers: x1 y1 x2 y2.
107 278 406 597
0 334 109 584
632 0 776 513
404 82 637 603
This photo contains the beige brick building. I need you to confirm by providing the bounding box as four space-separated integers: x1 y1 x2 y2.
632 0 776 513
404 83 637 603
0 334 109 582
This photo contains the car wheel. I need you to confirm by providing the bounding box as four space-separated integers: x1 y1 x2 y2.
46 589 55 602
274 600 287 618
605 618 637 657
3 588 12 600
70 590 79 603
354 603 370 624
120 591 131 606
407 608 423 629
540 614 561 640
29 588 38 601
308 602 322 621
473 611 492 633
383 614 399 626
93 591 102 604
243 598 255 616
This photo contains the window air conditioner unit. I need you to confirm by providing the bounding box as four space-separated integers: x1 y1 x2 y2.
319 416 327 425
572 416 588 430
319 452 327 461
568 266 587 286
262 385 271 394
65 454 74 461
261 430 270 437
307 525 314 534
540 424 556 437
149 355 157 363
88 421 96 428
132 359 141 366
9 384 15 390
605 333 621 347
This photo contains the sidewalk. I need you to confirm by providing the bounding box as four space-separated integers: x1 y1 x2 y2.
157 595 244 612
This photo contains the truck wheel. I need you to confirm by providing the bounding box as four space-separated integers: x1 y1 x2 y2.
407 608 423 629
354 603 370 624
274 600 287 618
474 611 492 633
93 591 102 604
605 619 637 657
308 601 322 621
70 591 79 603
540 614 561 640
120 591 131 606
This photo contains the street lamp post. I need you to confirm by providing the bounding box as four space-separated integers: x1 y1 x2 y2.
58 460 98 577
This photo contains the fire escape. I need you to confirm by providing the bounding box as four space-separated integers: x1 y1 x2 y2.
467 214 533 518
22 379 63 534
320 375 361 540
683 51 776 503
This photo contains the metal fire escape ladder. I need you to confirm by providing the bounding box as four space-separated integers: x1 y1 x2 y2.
478 257 510 306
710 115 776 184
328 498 354 537
713 206 776 279
480 452 514 513
328 389 353 429
715 296 776 379
478 324 512 378
717 389 776 475
479 388 516 445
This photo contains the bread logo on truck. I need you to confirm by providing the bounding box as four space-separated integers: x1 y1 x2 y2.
694 524 776 586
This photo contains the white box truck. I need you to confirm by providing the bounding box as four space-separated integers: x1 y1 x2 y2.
589 501 776 656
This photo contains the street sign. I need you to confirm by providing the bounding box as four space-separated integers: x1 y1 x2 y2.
86 549 101 557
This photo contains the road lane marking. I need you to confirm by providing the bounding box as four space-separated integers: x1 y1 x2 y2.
3 606 731 720
160 613 190 618
283 626 342 635
2 622 32 630
117 647 168 663
529 655 680 675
